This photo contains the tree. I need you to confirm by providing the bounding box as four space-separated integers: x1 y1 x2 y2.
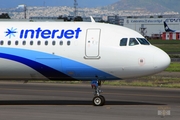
74 16 83 21
0 13 11 19
158 15 163 18
127 16 132 18
57 15 63 19
58 15 72 21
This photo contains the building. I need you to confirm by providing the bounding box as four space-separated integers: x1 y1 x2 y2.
107 16 124 26
107 16 180 39
162 32 180 40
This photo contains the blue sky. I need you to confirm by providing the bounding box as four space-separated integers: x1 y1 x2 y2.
0 0 120 8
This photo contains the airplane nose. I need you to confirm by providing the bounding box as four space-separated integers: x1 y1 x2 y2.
154 49 171 73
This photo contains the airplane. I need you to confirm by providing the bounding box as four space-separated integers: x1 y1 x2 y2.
0 17 170 106
164 21 180 32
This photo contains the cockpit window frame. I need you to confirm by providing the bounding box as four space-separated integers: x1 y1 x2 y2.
129 38 139 46
120 38 128 46
136 38 150 45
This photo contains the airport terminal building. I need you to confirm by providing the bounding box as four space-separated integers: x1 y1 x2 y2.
108 16 180 39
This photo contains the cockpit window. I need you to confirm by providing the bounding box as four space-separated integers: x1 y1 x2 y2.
120 38 128 46
136 38 150 45
129 38 139 46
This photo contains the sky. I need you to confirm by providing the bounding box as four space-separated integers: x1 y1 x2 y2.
0 0 120 8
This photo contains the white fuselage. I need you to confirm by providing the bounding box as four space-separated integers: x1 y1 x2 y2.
0 22 170 80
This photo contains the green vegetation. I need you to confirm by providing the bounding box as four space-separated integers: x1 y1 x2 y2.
165 62 180 72
30 77 180 88
149 39 180 53
0 13 11 19
169 54 180 58
103 77 180 88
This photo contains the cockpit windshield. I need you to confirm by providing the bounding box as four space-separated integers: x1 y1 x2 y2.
129 38 139 46
120 38 128 46
136 38 150 45
120 38 150 47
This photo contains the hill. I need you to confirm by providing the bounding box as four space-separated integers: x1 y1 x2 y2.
107 0 180 13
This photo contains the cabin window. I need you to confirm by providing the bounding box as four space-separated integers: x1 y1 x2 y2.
136 38 150 45
22 41 26 45
129 38 139 46
8 41 11 45
120 38 128 46
0 40 4 45
52 41 56 46
60 41 63 45
45 41 48 46
67 41 71 46
15 41 19 45
37 41 41 45
30 41 33 45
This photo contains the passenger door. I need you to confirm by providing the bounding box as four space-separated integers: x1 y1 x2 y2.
85 28 101 59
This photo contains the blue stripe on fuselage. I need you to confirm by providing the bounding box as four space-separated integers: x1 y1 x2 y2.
0 52 74 80
0 47 119 80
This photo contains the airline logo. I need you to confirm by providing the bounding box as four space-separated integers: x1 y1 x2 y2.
5 27 82 39
5 27 18 39
165 26 168 31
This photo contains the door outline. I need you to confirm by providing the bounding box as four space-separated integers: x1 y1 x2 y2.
84 28 101 59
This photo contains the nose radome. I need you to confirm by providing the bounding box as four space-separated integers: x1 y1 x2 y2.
154 49 171 73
